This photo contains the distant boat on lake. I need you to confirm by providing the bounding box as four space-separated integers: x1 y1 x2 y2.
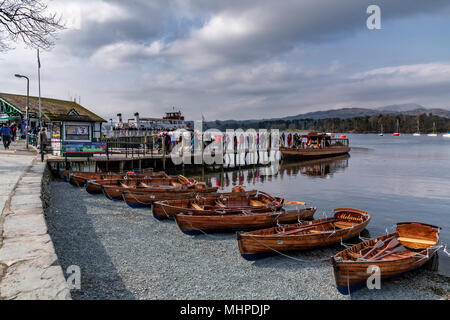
413 120 421 136
392 120 400 136
443 133 450 138
428 122 437 137
379 124 383 136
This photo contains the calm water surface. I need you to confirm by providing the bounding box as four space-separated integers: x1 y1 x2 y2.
187 133 450 276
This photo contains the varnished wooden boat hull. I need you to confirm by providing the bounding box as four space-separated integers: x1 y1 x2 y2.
174 207 316 235
152 194 284 220
280 146 350 160
332 223 440 295
237 211 371 260
69 171 167 187
122 187 224 208
86 176 172 195
85 179 124 194
104 185 219 201
100 177 195 200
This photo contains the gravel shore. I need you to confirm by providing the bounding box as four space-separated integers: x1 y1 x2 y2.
45 179 449 300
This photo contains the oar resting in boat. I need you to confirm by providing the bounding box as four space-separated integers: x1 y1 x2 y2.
332 222 441 295
237 208 370 260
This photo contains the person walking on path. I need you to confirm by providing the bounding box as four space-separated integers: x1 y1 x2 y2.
11 123 17 141
1 123 12 149
38 127 49 161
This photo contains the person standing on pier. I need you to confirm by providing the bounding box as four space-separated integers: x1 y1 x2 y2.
38 127 48 153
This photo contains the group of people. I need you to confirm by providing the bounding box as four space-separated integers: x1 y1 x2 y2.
0 123 18 150
281 132 325 149
0 122 48 152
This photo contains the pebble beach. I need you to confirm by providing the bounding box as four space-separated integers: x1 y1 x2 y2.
45 178 449 300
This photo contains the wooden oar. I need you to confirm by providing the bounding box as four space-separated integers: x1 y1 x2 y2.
371 245 408 261
357 235 396 260
275 219 336 236
368 238 400 261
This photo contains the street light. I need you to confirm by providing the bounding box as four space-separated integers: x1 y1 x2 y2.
14 74 30 148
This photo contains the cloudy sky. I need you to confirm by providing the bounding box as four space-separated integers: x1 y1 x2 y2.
1 0 450 121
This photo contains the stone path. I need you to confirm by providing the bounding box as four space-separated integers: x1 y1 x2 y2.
0 140 71 300
0 140 35 218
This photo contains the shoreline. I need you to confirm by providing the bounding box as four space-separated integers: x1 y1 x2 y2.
45 178 449 300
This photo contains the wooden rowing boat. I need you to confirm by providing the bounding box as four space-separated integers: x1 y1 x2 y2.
86 176 175 194
122 186 223 208
174 207 316 235
237 208 371 260
59 167 155 181
124 189 258 209
101 176 201 200
152 192 284 220
69 170 168 187
103 176 218 200
331 222 440 295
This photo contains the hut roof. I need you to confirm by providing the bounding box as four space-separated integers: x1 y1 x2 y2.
0 92 106 122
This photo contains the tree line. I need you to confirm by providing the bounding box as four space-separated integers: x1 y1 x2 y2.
209 114 450 133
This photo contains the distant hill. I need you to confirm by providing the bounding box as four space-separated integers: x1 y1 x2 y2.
280 104 450 121
209 104 450 126
376 103 426 112
206 103 450 132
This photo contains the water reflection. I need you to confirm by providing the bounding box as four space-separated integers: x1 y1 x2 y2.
280 154 349 179
194 154 350 188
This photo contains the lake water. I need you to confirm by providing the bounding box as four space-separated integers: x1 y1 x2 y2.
186 133 450 276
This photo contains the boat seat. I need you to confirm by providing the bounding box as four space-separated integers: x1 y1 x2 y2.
172 182 182 186
191 203 203 210
397 237 436 245
309 230 323 233
249 200 266 207
334 221 357 229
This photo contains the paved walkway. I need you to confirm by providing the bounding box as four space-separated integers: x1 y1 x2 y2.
0 139 70 299
0 140 36 215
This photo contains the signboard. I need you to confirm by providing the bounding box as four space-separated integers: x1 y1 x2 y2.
62 142 107 155
77 126 89 135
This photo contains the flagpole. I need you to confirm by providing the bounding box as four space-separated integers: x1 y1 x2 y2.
37 49 42 127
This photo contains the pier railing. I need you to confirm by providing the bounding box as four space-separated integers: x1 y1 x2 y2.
27 134 38 147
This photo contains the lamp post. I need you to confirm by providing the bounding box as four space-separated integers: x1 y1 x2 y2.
14 74 29 148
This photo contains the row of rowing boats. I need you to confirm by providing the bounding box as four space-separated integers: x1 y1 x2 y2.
59 169 442 295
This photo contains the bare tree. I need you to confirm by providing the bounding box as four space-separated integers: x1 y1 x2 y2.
0 0 64 52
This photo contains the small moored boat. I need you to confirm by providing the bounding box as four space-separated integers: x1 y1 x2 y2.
101 175 202 200
122 187 232 208
237 208 370 260
152 191 284 219
69 170 167 187
86 176 171 194
174 206 316 235
332 222 440 295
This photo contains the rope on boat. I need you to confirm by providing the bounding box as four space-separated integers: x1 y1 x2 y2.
127 192 154 206
358 234 371 242
339 237 359 249
244 232 332 263
442 244 450 257
160 202 172 219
